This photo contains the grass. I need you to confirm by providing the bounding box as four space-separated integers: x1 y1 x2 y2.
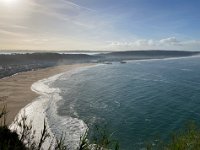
2 97 200 150
146 122 200 150
0 100 119 150
165 122 200 150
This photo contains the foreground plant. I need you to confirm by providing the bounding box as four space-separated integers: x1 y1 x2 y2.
0 99 26 150
166 121 200 150
3 98 200 150
90 125 119 150
0 104 119 150
78 126 119 150
146 121 200 150
0 102 67 150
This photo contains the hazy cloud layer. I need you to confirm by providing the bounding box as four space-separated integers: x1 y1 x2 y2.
108 37 200 50
0 0 200 51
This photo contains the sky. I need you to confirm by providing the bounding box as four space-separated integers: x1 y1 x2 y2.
0 0 200 51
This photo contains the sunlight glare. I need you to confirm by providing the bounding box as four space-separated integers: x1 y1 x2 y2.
3 0 18 4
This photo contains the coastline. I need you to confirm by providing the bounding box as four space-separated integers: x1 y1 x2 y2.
0 63 94 125
1 55 200 149
1 54 199 126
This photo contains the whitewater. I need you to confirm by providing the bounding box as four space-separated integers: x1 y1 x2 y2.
9 65 99 149
9 55 200 149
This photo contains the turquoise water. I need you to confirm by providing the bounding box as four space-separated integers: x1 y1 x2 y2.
52 56 200 149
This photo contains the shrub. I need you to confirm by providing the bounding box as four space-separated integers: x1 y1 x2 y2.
0 104 119 150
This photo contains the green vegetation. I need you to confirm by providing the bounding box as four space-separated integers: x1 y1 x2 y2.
0 105 26 150
2 102 200 150
146 121 200 150
165 122 200 150
0 104 119 150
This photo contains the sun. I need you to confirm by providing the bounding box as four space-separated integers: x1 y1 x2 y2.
4 0 18 4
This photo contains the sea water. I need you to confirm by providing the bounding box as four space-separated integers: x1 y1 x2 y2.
21 56 200 149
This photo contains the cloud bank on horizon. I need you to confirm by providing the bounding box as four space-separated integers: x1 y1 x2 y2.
0 0 200 51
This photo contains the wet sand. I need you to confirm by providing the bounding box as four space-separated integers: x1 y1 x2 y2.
0 63 93 125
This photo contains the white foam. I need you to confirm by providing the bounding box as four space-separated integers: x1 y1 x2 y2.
180 68 192 72
9 65 99 149
9 72 64 149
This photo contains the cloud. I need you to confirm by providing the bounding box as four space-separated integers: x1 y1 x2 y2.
108 39 156 50
0 29 25 37
0 0 199 51
159 37 180 45
106 37 200 51
27 0 97 29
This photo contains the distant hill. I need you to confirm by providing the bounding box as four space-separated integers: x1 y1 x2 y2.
0 50 199 78
0 53 96 65
96 50 200 62
0 50 199 65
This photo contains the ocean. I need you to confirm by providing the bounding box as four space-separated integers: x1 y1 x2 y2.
19 56 200 149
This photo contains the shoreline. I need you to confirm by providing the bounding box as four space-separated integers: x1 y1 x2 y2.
0 63 94 125
0 56 199 149
28 65 99 149
1 54 199 125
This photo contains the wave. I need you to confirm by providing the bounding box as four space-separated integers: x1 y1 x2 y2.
9 65 99 149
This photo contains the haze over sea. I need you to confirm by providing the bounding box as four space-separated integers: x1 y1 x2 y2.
39 56 200 149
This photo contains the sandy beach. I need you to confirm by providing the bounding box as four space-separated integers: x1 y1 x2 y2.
0 63 93 125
